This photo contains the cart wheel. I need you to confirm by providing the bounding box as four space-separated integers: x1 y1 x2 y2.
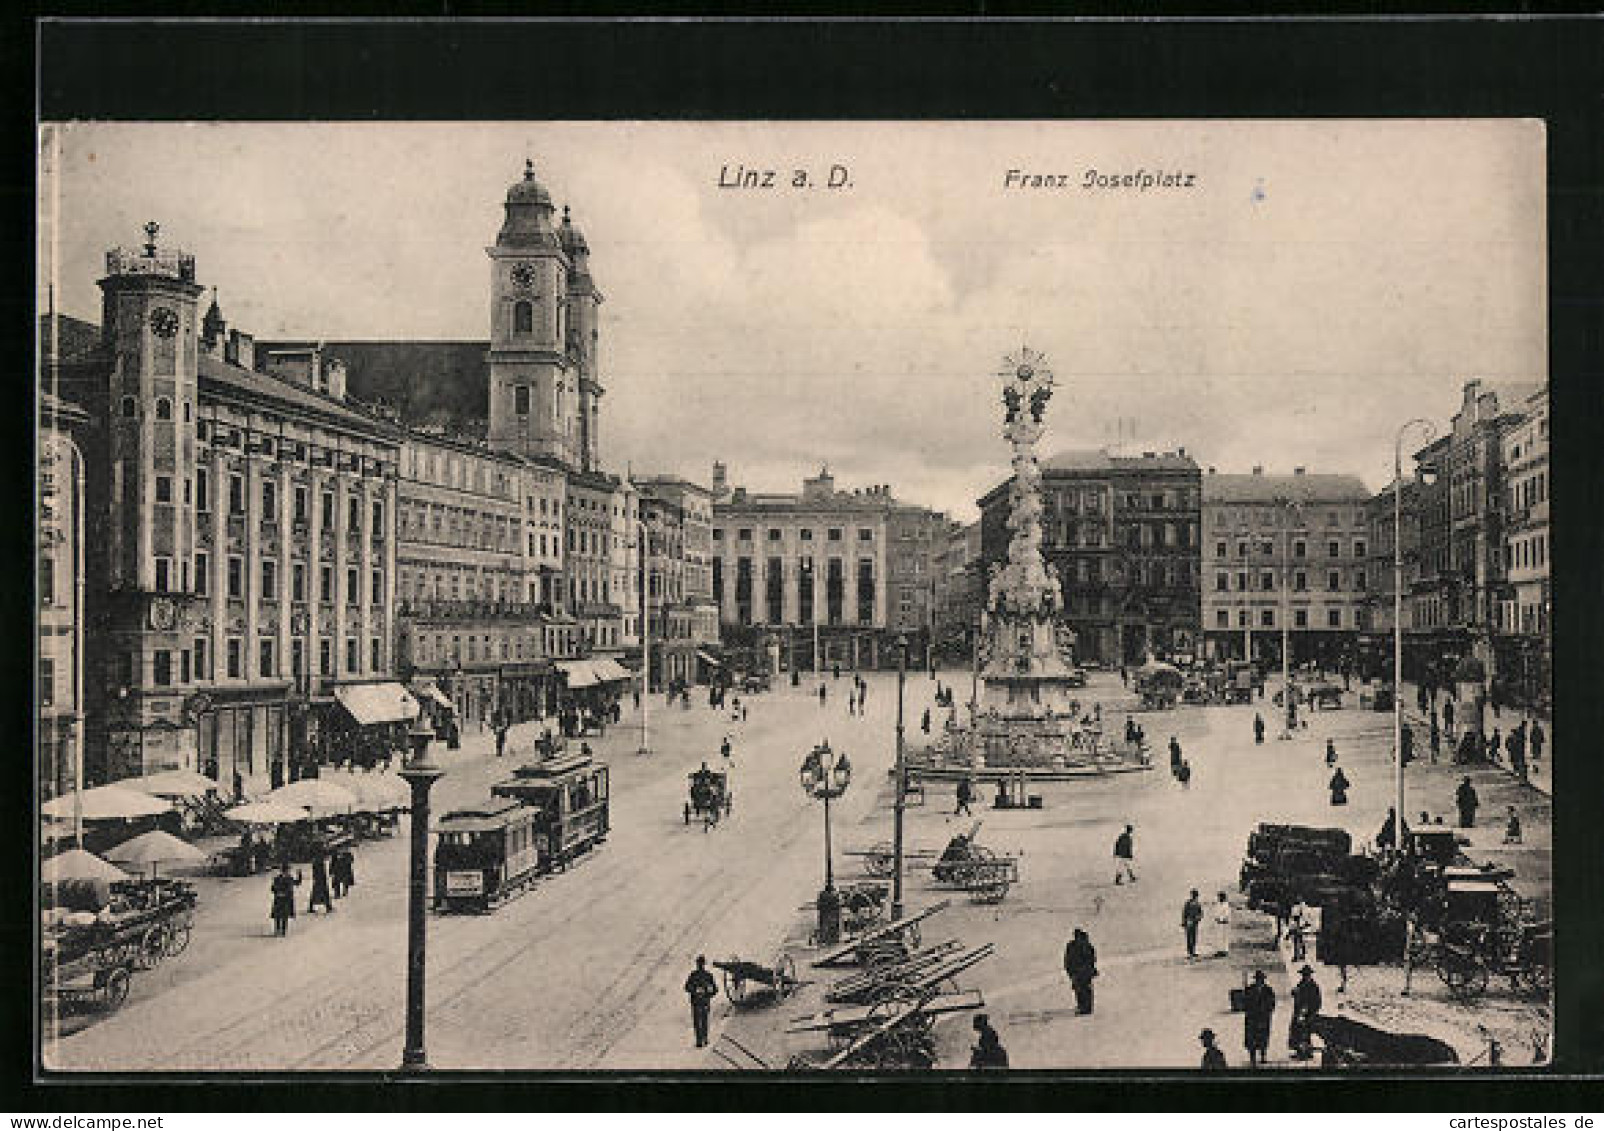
136 925 168 970
864 844 894 878
100 967 131 1012
1437 950 1489 1000
723 968 749 1007
163 922 191 958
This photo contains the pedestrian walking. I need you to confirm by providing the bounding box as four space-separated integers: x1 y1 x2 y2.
269 863 301 937
1199 1028 1227 1070
1182 889 1204 958
1119 664 1128 687
1401 722 1415 765
633 688 641 711
1168 736 1183 774
1328 765 1350 807
969 1014 1009 1069
1325 738 1338 767
494 721 508 759
833 663 840 681
1253 713 1265 745
1430 717 1441 763
1443 697 1456 738
233 770 245 805
1112 824 1137 885
1376 807 1402 851
308 848 334 914
1208 891 1232 957
818 683 827 707
1063 928 1098 1015
921 708 931 734
1530 720 1545 764
1287 899 1310 963
331 845 355 899
1242 970 1276 1067
1487 727 1502 766
954 776 973 817
1176 760 1192 788
1289 966 1322 1060
1503 805 1523 845
720 735 732 762
1512 742 1529 783
1456 776 1480 828
684 955 718 1048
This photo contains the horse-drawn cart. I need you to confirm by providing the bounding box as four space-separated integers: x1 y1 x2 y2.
684 764 733 829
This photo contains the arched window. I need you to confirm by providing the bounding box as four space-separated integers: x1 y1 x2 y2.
514 301 533 335
155 397 173 420
120 395 138 418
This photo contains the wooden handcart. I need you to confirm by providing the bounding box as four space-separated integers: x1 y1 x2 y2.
713 951 806 1007
787 988 986 1069
812 900 951 967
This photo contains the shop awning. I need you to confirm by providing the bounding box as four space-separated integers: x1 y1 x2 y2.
558 660 600 688
593 658 632 683
696 650 722 666
334 682 420 726
409 679 456 712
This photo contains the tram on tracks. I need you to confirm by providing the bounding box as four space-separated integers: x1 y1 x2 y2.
434 751 610 913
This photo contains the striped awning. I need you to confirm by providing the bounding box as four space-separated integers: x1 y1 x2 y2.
334 682 420 726
558 660 599 688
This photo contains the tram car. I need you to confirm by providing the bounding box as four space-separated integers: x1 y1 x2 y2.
432 751 611 912
433 797 541 912
490 752 611 871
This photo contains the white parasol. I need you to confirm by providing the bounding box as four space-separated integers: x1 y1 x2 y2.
41 784 173 822
226 801 312 826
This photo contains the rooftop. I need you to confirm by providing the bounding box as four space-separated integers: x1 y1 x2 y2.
1202 471 1371 505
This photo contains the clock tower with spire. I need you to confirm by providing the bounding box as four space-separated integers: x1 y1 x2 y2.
485 160 579 465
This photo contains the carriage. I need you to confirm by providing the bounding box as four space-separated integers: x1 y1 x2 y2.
1406 874 1552 1001
40 879 196 1015
685 764 733 828
490 752 611 871
433 796 541 912
40 933 135 1016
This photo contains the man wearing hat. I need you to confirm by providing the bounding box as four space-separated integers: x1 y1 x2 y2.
1290 964 1323 1061
683 955 718 1048
1242 969 1276 1067
969 1013 1009 1069
1198 1028 1227 1070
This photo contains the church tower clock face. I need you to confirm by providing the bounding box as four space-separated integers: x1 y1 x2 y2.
510 262 538 291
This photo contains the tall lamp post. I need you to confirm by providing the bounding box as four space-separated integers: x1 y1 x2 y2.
1395 419 1438 851
399 714 443 1072
892 634 909 920
799 740 852 945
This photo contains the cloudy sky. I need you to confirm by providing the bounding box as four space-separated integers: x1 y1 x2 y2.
41 120 1544 520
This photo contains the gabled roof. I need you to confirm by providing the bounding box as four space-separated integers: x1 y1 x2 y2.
1202 472 1370 505
38 314 101 363
199 354 399 441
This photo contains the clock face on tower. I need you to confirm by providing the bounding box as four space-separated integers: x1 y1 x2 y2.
150 307 180 338
510 262 538 291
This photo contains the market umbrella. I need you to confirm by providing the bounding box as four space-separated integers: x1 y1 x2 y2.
226 801 311 826
132 768 218 798
265 779 358 817
42 847 130 885
369 772 413 811
323 771 385 813
41 784 173 822
104 829 207 877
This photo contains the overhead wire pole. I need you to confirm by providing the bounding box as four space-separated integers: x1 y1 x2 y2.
892 635 908 921
1395 419 1436 852
1279 495 1297 739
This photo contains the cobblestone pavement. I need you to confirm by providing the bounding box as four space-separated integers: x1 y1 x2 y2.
47 671 1551 1072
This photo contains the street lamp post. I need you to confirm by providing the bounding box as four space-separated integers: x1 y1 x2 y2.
892 634 909 921
399 714 443 1072
1395 419 1437 853
799 740 852 945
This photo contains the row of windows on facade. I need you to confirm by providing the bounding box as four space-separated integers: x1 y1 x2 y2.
1212 569 1367 594
1211 607 1355 629
715 526 875 544
1214 538 1367 560
1507 531 1549 573
167 552 384 606
120 634 383 688
1049 488 1199 512
1509 469 1549 513
189 468 385 534
410 628 573 667
119 395 192 422
1212 507 1363 528
1057 559 1199 588
398 568 531 605
405 448 519 500
399 501 521 553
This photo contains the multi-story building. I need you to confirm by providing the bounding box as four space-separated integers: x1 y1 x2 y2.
564 469 629 656
51 227 407 790
1358 477 1425 680
980 450 1201 666
1201 467 1371 667
38 392 90 801
887 504 951 664
638 476 719 686
932 520 983 663
394 431 555 728
1408 378 1541 685
712 466 945 670
1497 385 1550 705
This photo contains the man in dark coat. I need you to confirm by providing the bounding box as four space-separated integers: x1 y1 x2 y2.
1253 713 1265 745
331 846 355 899
1064 928 1098 1015
1113 824 1137 885
1328 766 1350 806
1182 889 1204 958
1168 736 1183 774
1242 969 1276 1067
1199 1028 1227 1070
270 864 301 937
1325 738 1338 767
1456 777 1480 828
684 955 718 1048
1289 965 1322 1060
307 848 334 914
954 776 973 816
969 1014 1009 1069
1430 717 1441 762
1530 720 1545 764
1401 723 1415 765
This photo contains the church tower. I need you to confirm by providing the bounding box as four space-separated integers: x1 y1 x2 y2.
560 205 605 472
486 160 577 464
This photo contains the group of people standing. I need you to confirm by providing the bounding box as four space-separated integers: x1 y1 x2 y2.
268 843 357 937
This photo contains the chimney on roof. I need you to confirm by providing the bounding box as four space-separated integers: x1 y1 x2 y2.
225 329 255 370
1178 447 1186 458
1294 467 1306 476
1207 466 1216 475
1252 465 1263 476
1142 451 1155 459
712 461 728 499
